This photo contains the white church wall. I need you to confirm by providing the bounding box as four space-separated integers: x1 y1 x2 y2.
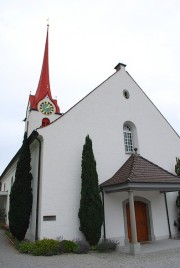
149 191 169 239
38 135 84 240
103 192 127 245
36 66 179 241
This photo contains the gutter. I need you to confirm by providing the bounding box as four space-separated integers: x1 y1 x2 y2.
101 189 106 240
164 192 172 238
34 135 42 241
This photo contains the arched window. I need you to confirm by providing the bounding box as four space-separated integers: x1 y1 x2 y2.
123 125 133 153
123 121 139 154
42 118 50 127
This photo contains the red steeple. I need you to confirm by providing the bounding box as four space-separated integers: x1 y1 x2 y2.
36 25 52 100
29 25 60 113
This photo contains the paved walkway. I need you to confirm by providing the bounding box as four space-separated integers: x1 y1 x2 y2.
1 230 180 268
120 238 180 254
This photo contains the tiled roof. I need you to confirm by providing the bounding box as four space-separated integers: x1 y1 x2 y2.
100 154 180 188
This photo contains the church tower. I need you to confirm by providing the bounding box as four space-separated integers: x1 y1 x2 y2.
25 25 61 136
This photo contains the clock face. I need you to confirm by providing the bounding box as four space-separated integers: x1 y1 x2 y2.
39 101 55 115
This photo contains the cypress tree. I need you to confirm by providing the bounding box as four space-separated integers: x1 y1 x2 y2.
9 132 33 240
78 135 103 246
175 158 180 176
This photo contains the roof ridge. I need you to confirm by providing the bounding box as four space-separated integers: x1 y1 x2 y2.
125 154 135 181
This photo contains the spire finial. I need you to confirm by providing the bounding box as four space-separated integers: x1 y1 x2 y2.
47 18 49 27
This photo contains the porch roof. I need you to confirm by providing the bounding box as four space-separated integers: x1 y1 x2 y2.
100 154 180 193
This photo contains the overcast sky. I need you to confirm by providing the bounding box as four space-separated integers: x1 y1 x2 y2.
1 0 180 174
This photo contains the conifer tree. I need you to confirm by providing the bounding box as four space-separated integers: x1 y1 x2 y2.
78 135 103 246
9 132 33 240
175 158 180 176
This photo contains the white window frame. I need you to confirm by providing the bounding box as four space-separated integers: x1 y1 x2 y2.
123 125 133 153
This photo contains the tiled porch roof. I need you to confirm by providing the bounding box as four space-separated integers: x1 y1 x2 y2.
100 154 180 188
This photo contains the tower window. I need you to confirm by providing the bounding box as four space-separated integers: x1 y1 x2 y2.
42 118 50 127
123 125 133 153
123 89 130 99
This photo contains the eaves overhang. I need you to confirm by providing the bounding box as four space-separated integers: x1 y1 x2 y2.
101 182 180 193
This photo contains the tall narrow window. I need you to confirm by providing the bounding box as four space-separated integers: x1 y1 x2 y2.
123 125 133 153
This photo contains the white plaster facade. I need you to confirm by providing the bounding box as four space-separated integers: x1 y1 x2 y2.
1 63 180 247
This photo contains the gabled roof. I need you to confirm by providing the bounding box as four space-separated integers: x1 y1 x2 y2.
100 154 180 192
29 25 60 113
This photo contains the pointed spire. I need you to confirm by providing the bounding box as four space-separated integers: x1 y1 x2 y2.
29 25 60 113
35 25 52 100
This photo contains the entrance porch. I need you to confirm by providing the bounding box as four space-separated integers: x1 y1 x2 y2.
100 154 180 255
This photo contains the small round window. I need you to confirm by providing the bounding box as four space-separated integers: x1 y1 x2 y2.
123 90 130 99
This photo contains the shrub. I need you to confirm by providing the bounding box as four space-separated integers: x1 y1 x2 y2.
32 238 59 256
73 240 90 254
19 241 34 254
0 223 8 230
59 240 77 253
96 239 118 253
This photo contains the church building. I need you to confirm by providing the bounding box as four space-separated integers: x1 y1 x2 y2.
1 26 180 254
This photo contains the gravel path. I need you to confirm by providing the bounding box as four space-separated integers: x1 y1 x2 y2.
1 230 180 268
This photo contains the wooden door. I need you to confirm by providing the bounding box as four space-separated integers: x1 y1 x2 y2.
126 201 148 242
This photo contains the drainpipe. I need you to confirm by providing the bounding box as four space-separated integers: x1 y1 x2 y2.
164 192 172 238
101 189 106 240
35 136 42 241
